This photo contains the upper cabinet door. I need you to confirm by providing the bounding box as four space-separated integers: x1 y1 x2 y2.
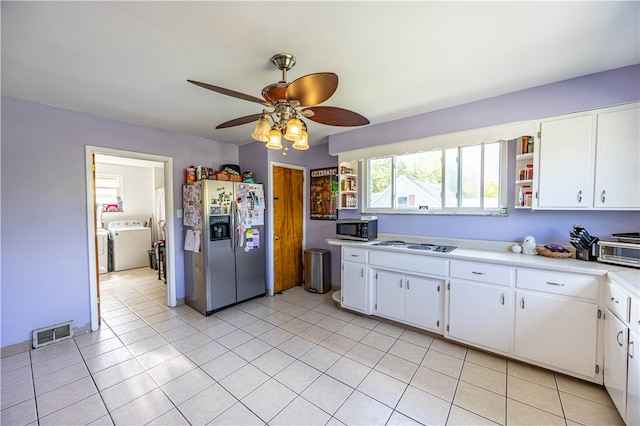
536 114 594 209
593 105 640 209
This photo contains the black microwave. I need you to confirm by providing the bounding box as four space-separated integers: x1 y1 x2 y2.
336 219 378 241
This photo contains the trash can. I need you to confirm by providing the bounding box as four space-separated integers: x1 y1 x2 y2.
304 249 331 294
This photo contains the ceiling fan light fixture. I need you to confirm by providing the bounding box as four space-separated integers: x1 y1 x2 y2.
292 128 309 150
251 114 271 142
284 117 303 142
265 128 283 150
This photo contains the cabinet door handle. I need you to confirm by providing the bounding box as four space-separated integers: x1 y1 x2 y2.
399 279 403 288
351 254 359 257
500 294 505 305
617 330 624 347
360 269 364 278
629 341 635 359
472 271 485 275
601 190 606 203
546 281 565 287
610 297 619 304
407 280 410 290
520 298 525 309
577 190 583 203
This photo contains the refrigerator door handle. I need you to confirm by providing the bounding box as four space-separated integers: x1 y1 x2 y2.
230 202 236 253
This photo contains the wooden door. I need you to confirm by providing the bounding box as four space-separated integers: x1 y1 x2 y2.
273 166 304 293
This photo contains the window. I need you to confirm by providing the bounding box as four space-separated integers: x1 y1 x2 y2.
95 175 122 206
364 141 504 214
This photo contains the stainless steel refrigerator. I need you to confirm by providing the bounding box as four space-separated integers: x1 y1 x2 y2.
183 180 266 315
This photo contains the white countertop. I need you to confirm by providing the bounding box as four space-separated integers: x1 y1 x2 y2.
328 233 639 278
608 269 640 297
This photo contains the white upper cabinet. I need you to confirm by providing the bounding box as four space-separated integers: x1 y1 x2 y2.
593 104 640 209
534 102 639 210
536 113 594 209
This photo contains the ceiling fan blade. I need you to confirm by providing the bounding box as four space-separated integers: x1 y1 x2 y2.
286 73 338 107
216 113 262 129
302 106 369 127
188 80 271 107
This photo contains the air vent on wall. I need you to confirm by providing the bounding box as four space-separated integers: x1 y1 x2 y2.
32 320 74 349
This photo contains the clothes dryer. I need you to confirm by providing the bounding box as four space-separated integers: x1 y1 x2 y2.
107 220 151 272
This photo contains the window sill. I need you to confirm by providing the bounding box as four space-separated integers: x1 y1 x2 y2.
361 208 508 217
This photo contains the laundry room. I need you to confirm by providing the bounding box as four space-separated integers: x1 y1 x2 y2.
94 154 165 273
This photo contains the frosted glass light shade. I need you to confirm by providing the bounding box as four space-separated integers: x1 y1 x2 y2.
284 117 303 142
251 116 271 142
292 129 309 150
265 129 282 149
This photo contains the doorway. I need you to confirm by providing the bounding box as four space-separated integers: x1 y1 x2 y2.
271 164 305 294
85 146 176 332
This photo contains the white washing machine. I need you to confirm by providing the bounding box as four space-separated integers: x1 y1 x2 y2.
96 228 109 274
107 220 152 272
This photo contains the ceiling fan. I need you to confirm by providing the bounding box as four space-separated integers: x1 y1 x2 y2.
187 53 369 151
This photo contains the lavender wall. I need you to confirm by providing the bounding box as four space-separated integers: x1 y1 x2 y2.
1 96 238 347
330 65 640 243
304 143 342 288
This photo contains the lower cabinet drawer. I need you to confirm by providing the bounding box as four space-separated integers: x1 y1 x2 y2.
607 282 631 322
369 251 447 276
450 260 513 286
516 268 600 300
342 247 368 264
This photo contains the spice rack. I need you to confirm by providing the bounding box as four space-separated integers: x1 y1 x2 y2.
338 160 358 209
515 136 534 209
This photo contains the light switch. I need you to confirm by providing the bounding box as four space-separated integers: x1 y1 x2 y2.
176 209 183 218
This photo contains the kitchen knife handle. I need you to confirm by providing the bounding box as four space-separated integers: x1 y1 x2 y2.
601 190 606 203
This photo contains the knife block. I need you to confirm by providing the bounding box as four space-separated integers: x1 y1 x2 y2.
575 242 599 261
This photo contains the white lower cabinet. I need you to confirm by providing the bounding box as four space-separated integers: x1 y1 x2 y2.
375 269 442 332
340 247 371 314
604 309 628 418
605 276 640 426
514 268 600 379
514 291 598 378
446 260 514 353
627 328 639 426
447 280 512 353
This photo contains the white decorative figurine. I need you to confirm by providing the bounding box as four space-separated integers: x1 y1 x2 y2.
523 235 538 255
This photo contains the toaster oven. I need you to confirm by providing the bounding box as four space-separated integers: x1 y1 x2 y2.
598 233 640 268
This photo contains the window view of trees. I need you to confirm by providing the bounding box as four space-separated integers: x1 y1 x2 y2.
366 141 502 212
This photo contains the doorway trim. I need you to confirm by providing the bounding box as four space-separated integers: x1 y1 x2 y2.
268 161 307 297
85 146 177 332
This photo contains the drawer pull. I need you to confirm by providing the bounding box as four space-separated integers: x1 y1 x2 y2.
617 330 624 347
546 281 565 287
471 271 486 275
629 341 635 359
350 254 360 257
610 297 619 304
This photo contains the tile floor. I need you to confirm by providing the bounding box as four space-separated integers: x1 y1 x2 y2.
1 267 625 425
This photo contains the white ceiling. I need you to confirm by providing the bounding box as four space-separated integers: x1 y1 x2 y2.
2 2 638 147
